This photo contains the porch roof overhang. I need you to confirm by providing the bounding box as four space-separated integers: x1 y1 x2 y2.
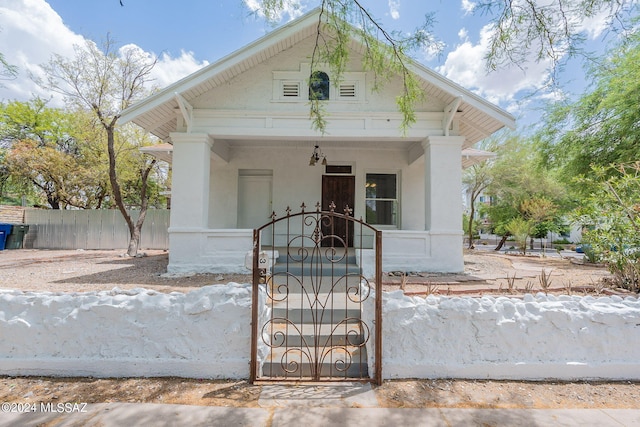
121 8 515 146
136 141 492 169
461 147 497 169
139 143 173 163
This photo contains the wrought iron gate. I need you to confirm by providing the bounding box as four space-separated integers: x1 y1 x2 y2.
250 202 382 384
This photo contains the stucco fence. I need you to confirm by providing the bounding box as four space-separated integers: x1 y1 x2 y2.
1 284 639 380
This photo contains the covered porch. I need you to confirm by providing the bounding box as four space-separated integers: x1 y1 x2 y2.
163 129 467 275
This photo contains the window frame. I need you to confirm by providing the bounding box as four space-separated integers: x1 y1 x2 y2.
365 172 400 228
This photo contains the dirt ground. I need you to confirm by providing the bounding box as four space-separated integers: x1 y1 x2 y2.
0 247 625 297
0 248 638 409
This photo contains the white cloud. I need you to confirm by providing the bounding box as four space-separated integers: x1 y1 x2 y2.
574 6 614 40
388 0 400 20
0 0 208 105
461 0 476 15
458 28 469 42
244 0 305 22
0 0 85 104
437 24 552 111
151 51 209 90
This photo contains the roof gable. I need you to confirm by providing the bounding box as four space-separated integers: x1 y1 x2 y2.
121 8 515 144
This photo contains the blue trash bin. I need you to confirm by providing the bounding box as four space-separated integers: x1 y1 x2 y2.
0 223 13 251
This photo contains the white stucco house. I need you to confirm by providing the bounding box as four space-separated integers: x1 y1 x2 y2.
121 9 515 275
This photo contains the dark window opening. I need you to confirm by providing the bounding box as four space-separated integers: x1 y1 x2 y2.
309 71 330 100
325 165 352 174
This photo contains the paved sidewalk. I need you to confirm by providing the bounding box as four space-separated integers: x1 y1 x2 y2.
2 404 639 427
2 384 639 426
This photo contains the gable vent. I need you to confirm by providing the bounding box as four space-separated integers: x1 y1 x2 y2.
282 82 300 97
339 83 356 97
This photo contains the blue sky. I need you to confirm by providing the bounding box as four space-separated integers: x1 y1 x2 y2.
0 0 617 128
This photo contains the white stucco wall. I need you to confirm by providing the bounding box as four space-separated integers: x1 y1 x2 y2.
378 291 640 380
0 284 262 378
1 285 638 381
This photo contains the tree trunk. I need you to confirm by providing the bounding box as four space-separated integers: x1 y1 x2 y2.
494 234 508 251
467 203 476 249
104 123 137 255
127 226 141 256
47 194 60 210
101 119 157 257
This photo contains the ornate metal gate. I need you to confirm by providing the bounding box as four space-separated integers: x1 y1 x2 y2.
250 202 382 384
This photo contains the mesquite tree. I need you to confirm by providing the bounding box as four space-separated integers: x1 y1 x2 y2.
36 36 158 256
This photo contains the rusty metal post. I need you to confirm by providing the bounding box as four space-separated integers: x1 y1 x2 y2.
249 228 260 383
375 229 383 385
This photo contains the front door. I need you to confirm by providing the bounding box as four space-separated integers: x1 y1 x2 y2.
321 175 355 247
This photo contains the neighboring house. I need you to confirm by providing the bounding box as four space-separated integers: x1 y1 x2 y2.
122 9 515 274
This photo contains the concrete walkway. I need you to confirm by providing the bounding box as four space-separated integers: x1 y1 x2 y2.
2 383 639 427
2 404 639 427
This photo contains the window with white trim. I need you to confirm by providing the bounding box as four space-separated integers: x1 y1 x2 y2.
365 173 398 226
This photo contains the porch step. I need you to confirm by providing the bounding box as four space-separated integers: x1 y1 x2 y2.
271 262 361 277
266 322 366 347
262 346 369 378
267 274 366 295
275 253 358 265
272 307 363 324
268 292 367 324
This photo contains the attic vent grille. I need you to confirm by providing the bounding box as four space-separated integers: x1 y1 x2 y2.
282 82 300 97
339 84 356 97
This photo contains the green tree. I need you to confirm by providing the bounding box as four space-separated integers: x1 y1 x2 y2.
0 99 110 209
463 160 493 249
537 27 640 192
573 163 640 291
486 133 568 250
505 216 534 255
521 196 559 252
36 36 158 256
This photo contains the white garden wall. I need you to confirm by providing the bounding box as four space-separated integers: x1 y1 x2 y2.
0 284 263 379
1 284 639 381
379 291 640 380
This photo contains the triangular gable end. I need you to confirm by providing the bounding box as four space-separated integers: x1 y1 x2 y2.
121 8 515 145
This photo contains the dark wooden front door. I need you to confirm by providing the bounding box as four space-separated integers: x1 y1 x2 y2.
321 175 355 247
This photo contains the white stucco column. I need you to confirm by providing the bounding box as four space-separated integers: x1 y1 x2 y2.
421 135 465 272
422 136 465 233
169 132 212 229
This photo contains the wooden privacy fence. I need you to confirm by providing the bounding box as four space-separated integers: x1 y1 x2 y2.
23 209 169 250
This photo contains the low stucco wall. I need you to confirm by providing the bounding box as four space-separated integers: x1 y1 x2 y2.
0 284 261 378
1 285 638 380
380 291 640 380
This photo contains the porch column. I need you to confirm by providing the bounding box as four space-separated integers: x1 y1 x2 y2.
422 136 465 232
422 135 465 272
169 132 212 229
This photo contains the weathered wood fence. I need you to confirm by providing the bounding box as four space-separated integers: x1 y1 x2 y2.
22 209 169 250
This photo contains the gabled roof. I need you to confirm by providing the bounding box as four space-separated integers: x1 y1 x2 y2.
121 8 515 144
